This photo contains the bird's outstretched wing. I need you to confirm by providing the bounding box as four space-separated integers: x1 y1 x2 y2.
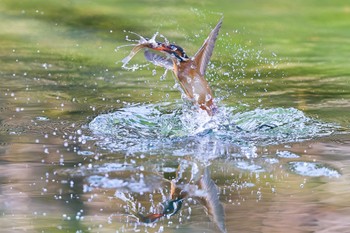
193 17 223 76
144 50 174 70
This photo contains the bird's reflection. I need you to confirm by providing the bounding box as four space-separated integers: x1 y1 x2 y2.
116 163 226 233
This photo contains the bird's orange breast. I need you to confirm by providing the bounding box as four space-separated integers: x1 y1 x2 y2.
175 60 216 115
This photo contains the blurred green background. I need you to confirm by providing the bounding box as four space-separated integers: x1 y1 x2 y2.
1 0 349 124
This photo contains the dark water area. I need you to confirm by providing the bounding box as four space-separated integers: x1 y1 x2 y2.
1 0 350 232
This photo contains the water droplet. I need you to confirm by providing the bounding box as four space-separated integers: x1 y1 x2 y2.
205 94 212 102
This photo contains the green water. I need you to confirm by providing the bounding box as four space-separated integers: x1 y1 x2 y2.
1 0 350 232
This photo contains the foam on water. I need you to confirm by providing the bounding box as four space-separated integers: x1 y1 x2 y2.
88 102 338 156
288 162 341 178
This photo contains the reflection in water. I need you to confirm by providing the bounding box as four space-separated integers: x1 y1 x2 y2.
56 134 348 232
60 156 227 232
197 167 226 233
115 166 226 232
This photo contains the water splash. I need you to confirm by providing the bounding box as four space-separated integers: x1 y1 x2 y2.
88 103 339 156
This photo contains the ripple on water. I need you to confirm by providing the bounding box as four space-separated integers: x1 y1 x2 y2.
288 162 341 178
88 175 127 189
235 160 265 173
58 162 164 193
276 150 300 158
77 150 95 156
35 116 50 121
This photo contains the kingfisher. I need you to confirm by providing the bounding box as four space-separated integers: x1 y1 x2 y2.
122 17 223 116
134 167 226 232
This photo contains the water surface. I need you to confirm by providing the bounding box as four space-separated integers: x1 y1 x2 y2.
1 0 350 232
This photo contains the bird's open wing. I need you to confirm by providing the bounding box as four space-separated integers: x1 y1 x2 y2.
144 50 174 70
193 17 223 76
